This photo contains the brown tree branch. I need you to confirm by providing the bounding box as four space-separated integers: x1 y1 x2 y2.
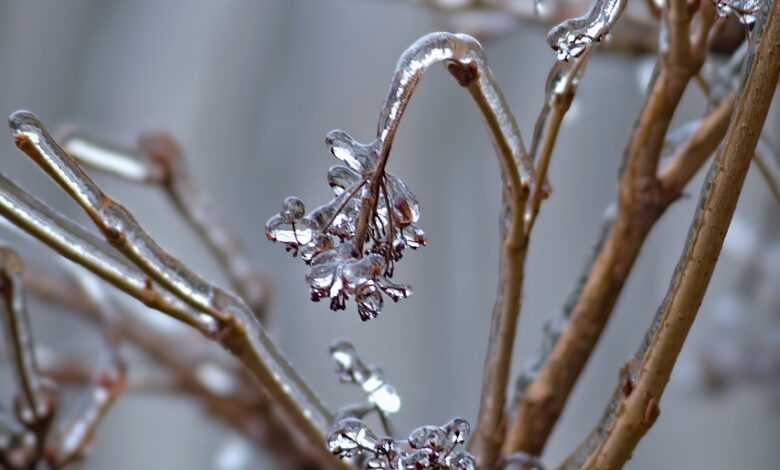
573 2 780 465
503 0 722 457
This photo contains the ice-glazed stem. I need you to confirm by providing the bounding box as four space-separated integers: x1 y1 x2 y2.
0 245 47 421
0 174 217 335
353 32 532 257
50 336 126 469
546 0 627 60
58 130 271 321
7 112 335 452
567 1 780 467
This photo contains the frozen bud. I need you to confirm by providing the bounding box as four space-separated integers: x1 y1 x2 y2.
328 165 362 195
444 417 470 446
398 448 436 468
448 451 477 470
325 130 378 174
280 196 305 222
408 425 448 451
327 418 379 458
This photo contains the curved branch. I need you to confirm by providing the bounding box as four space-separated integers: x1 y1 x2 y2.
6 113 335 456
327 32 533 467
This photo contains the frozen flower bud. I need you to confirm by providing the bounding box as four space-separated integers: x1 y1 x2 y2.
280 196 305 222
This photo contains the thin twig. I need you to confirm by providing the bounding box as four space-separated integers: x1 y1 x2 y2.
525 53 589 234
504 0 721 457
571 2 780 465
49 333 126 469
7 112 336 458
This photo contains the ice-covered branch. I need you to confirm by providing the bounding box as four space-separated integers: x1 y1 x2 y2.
0 173 216 335
6 112 335 454
566 1 780 466
546 0 627 60
59 129 271 319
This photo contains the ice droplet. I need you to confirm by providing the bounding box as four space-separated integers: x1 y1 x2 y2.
447 451 477 470
280 196 305 222
408 425 448 451
326 130 378 175
327 418 379 457
546 0 627 61
713 0 767 28
330 340 402 414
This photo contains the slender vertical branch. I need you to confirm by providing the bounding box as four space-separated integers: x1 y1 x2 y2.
571 1 780 465
7 112 335 454
0 246 48 423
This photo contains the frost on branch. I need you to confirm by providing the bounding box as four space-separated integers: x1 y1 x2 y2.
327 417 475 469
546 0 627 60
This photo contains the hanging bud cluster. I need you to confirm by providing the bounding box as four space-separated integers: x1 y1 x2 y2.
266 131 425 320
327 416 475 469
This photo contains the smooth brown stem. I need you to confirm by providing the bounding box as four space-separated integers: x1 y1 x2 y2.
579 2 780 465
466 78 530 468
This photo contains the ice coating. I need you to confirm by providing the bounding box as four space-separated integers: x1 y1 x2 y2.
546 0 627 61
376 32 532 185
713 0 768 28
326 416 476 469
330 340 401 414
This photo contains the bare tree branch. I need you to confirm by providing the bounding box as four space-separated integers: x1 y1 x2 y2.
566 2 780 466
503 0 723 458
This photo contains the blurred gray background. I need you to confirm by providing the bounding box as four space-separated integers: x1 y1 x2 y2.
0 1 778 469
